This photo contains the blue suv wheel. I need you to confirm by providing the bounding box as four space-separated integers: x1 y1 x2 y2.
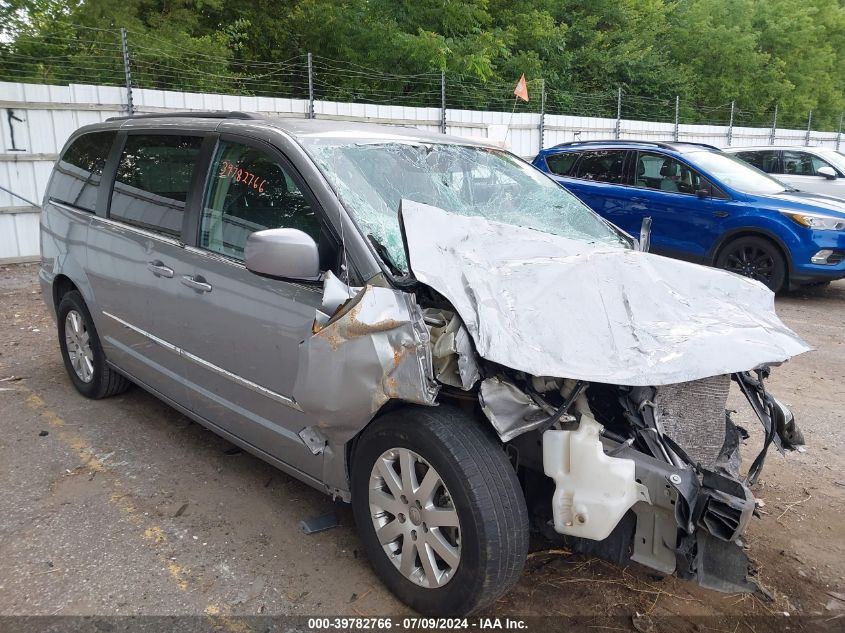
714 235 786 292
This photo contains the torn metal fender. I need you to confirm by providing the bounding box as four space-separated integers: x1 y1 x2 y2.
400 200 812 387
292 280 439 448
424 308 481 390
479 376 547 442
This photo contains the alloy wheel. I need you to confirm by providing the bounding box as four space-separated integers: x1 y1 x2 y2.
65 309 94 383
723 244 775 285
368 448 461 588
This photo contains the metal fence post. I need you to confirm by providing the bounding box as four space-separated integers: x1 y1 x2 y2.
673 95 679 141
307 52 315 119
440 71 447 134
769 104 778 145
837 112 843 151
615 87 622 139
539 79 546 151
120 27 134 116
727 101 735 146
805 110 813 145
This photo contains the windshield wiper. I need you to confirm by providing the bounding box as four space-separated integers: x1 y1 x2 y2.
367 234 405 277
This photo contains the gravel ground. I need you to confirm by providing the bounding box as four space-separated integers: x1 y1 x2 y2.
0 262 843 626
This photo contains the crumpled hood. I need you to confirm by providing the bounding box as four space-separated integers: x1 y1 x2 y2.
400 200 812 386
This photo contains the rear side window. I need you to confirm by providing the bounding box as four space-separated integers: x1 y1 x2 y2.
51 131 116 212
735 150 779 173
573 150 627 183
545 152 578 176
109 134 204 238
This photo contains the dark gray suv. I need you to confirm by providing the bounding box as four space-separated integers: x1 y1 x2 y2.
40 113 810 614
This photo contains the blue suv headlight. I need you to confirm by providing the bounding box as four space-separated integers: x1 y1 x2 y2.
784 211 845 231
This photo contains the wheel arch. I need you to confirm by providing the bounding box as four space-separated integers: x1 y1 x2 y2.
48 249 99 316
347 400 529 615
344 399 501 495
52 274 79 308
709 227 794 280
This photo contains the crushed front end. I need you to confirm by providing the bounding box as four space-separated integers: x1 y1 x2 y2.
311 200 812 595
420 301 805 594
528 371 803 594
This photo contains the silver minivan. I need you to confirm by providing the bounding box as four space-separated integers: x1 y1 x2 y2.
40 113 810 615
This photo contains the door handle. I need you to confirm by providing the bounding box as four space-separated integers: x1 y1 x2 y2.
181 274 212 293
147 260 174 278
713 211 730 218
630 197 646 203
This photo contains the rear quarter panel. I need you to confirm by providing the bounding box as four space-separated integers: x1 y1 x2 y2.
39 200 97 321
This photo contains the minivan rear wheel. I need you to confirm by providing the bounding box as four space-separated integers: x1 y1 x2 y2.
351 405 528 616
57 291 130 399
716 235 787 292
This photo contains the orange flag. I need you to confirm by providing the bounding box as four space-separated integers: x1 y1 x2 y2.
514 74 529 102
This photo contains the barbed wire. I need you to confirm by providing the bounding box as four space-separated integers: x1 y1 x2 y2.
1 26 842 133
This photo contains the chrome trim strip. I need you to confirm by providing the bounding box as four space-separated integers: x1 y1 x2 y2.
85 210 184 247
102 311 303 412
49 199 95 217
184 245 247 269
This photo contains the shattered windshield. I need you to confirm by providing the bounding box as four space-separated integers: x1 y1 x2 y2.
307 142 628 273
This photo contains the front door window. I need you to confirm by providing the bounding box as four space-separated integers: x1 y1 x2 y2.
200 141 321 260
782 150 834 177
634 152 706 195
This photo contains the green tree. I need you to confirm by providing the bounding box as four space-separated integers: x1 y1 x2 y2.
3 0 845 130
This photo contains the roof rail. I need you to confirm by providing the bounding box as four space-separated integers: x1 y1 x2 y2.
550 139 720 152
106 111 263 122
669 141 721 151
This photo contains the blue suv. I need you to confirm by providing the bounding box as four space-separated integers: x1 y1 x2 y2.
532 140 845 291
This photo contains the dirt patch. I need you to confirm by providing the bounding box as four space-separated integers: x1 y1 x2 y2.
1 262 843 622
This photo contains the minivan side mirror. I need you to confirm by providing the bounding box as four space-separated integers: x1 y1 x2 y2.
695 188 709 199
817 166 837 180
245 228 321 281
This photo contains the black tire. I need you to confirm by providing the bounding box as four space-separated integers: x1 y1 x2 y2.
57 290 131 399
351 405 529 616
715 235 787 292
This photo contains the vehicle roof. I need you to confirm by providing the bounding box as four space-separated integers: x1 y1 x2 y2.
540 139 721 154
87 111 493 148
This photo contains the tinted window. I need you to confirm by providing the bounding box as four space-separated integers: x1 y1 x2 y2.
200 141 320 260
782 150 832 176
110 135 203 238
545 152 578 176
51 131 116 212
573 150 626 183
735 150 780 173
633 152 706 195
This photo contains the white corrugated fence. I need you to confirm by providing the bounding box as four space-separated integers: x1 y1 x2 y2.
2 80 841 261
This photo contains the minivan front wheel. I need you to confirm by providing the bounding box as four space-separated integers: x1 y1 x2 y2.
716 235 786 292
351 406 528 616
57 291 130 399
